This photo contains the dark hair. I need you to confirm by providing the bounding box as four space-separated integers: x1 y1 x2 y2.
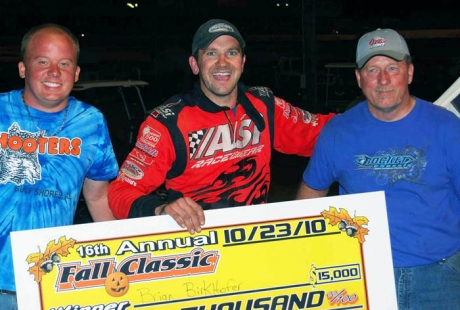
20 23 80 62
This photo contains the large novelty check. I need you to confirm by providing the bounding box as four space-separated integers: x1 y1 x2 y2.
11 191 397 309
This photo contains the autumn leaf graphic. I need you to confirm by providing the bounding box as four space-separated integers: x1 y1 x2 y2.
321 207 369 244
26 236 76 283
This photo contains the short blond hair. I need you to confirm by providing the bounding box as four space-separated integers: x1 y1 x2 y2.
20 23 80 62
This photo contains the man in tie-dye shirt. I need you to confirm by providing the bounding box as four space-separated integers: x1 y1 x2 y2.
0 23 119 309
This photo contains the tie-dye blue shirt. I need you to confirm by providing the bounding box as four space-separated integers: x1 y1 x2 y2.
0 89 119 291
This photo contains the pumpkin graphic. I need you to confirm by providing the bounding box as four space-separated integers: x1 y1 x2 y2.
105 271 130 297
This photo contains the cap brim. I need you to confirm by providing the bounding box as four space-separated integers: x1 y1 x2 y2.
192 33 245 55
357 51 407 68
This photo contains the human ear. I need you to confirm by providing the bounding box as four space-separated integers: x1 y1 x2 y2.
189 56 199 75
18 62 26 79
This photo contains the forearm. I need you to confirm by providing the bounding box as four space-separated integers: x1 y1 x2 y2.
83 179 116 221
128 194 167 218
86 198 116 221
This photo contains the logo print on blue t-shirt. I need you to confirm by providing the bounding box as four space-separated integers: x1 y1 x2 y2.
354 146 427 185
0 123 43 185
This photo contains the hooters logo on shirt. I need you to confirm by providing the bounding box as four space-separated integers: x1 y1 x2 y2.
0 123 82 186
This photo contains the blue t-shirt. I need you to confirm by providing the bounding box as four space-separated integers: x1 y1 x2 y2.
0 89 119 291
302 98 460 267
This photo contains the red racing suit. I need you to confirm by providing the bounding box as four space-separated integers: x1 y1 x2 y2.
108 82 335 218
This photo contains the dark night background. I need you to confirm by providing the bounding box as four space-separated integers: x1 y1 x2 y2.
1 0 458 221
1 0 459 105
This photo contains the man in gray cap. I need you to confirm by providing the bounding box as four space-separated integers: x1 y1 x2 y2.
108 19 335 234
297 28 460 308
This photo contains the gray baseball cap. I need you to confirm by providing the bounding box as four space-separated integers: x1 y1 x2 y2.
356 28 410 69
191 19 246 55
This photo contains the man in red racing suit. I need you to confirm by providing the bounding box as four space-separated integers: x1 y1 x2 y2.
108 19 335 233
